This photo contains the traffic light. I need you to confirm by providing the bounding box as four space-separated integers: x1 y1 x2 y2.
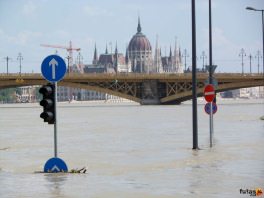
39 83 55 124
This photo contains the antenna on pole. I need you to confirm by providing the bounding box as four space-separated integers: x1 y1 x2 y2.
3 56 12 75
182 49 189 72
239 48 246 74
17 53 23 75
200 51 207 71
255 50 262 74
249 54 252 74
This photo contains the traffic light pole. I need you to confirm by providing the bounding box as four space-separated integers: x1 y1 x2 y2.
54 82 58 158
209 0 214 148
192 0 198 150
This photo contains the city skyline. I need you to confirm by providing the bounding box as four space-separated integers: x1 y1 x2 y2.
0 0 263 73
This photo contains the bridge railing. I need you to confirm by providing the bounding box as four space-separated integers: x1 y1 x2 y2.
0 73 42 77
0 72 263 79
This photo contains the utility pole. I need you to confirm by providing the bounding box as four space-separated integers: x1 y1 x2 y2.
208 0 214 148
246 7 264 77
192 0 198 150
65 55 72 101
76 52 83 65
65 56 70 75
17 53 23 75
239 48 246 74
182 49 189 72
4 56 11 75
76 52 83 73
255 50 262 74
200 51 207 71
249 54 253 74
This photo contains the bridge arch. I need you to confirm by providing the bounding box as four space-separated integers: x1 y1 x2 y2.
0 73 263 104
160 80 263 104
0 80 141 103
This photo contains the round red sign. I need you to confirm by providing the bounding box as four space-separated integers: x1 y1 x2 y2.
204 84 215 102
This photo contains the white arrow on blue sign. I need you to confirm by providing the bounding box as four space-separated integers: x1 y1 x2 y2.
41 55 66 82
44 157 68 173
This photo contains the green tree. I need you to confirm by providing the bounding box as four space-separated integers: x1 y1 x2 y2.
0 88 17 103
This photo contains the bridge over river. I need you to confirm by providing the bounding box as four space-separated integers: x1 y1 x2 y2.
0 73 263 104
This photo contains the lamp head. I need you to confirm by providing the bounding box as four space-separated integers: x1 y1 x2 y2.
246 7 256 11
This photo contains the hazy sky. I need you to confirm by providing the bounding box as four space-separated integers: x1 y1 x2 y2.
0 0 263 73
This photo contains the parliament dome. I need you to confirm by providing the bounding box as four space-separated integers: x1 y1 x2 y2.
128 19 152 51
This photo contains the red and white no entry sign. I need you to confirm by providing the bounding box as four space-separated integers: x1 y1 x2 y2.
204 84 215 102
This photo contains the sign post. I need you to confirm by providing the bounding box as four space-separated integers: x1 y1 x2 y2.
41 55 67 172
54 82 58 157
204 84 215 147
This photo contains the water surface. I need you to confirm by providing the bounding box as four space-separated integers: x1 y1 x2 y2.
0 100 263 198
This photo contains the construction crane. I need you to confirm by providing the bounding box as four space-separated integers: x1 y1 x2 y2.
41 41 81 101
40 41 81 73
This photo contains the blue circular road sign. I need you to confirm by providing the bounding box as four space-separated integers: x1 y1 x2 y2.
204 102 217 115
44 157 68 173
41 55 66 82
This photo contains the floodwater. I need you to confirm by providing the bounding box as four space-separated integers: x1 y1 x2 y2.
0 99 263 198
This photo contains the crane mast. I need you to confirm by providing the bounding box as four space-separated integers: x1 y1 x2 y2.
40 41 81 73
40 41 82 101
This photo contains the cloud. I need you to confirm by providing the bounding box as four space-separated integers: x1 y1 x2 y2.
178 0 217 11
79 37 94 47
200 27 242 71
213 28 237 49
201 27 240 54
22 1 37 16
0 29 42 46
83 5 113 17
53 30 71 40
200 27 260 72
211 27 260 55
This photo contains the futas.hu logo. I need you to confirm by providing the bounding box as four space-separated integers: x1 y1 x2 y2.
240 188 263 196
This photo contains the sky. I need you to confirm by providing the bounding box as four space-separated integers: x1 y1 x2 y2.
0 0 263 73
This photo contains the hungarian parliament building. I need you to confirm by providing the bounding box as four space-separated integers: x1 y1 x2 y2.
58 18 184 101
14 19 263 103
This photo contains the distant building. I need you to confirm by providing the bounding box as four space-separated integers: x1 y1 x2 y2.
16 86 38 103
127 17 153 73
57 17 187 101
220 87 264 99
126 17 183 74
57 63 107 101
91 44 131 73
161 46 183 73
91 17 183 74
239 87 264 98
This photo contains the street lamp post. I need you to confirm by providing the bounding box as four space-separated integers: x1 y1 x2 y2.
239 48 246 74
246 6 264 75
65 55 70 75
191 0 198 150
182 49 189 72
4 56 11 75
200 51 207 71
249 54 252 74
17 52 23 75
256 50 262 74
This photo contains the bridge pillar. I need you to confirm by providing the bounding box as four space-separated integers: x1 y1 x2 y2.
140 80 161 105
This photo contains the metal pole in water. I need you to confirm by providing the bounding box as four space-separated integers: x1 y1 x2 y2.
192 0 198 149
54 82 58 157
209 0 214 147
210 102 213 147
